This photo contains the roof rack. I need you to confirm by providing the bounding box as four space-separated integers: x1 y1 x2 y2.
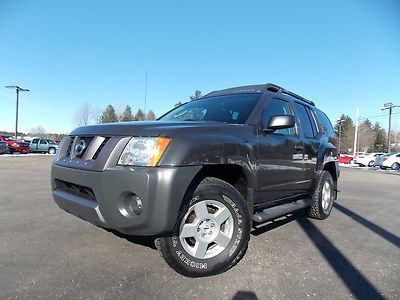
204 83 315 106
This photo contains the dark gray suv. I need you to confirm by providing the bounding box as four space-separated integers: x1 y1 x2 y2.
51 83 339 277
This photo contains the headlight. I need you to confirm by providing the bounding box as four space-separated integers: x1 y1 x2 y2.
118 137 171 166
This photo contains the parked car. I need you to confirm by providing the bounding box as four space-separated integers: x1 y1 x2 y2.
0 135 30 154
0 140 7 154
373 153 393 169
338 154 353 164
382 153 400 170
354 152 384 167
51 83 339 277
30 138 59 154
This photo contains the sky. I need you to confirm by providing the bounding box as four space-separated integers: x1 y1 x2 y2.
0 0 399 134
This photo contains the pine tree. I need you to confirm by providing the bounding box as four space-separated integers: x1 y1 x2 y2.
120 105 135 122
190 90 202 100
134 108 145 121
146 110 156 120
98 105 118 123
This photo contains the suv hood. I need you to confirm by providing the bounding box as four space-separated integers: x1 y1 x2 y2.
70 121 232 137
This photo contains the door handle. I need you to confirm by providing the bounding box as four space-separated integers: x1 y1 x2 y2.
295 145 304 151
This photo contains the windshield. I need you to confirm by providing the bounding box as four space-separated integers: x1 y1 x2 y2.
158 94 260 124
3 136 15 141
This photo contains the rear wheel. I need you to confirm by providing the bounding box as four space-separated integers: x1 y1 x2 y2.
155 177 250 277
391 162 400 171
307 171 334 220
48 147 56 154
368 161 374 167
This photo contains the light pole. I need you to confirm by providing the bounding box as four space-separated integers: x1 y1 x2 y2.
5 85 30 140
381 102 399 153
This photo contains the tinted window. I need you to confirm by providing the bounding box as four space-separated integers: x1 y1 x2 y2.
32 139 39 143
158 94 260 124
315 109 335 137
264 99 296 135
294 102 314 137
40 139 47 145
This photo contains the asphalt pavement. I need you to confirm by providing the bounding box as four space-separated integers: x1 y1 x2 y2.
0 156 399 299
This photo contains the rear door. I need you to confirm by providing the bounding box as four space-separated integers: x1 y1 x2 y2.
39 139 48 152
293 102 319 190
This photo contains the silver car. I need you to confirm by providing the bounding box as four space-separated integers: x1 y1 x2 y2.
30 138 59 154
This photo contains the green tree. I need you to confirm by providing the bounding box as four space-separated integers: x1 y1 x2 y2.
190 90 202 100
120 105 135 122
134 108 145 121
371 122 386 152
146 110 156 120
98 104 118 123
334 114 354 153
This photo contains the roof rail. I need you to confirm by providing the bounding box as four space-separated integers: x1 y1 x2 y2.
204 83 315 106
264 84 315 106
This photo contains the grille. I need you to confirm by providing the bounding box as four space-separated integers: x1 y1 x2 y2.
55 180 96 202
92 137 109 160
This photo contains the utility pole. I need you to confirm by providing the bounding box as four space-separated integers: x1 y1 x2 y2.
353 107 359 156
5 85 30 140
382 102 400 153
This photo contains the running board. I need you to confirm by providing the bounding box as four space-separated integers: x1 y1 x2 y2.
252 198 314 223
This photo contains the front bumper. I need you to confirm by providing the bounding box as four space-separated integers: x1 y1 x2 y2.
51 164 201 235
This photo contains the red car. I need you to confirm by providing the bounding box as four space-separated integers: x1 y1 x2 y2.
338 154 353 164
0 135 30 154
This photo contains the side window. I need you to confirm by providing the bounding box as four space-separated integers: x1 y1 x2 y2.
314 109 335 137
263 98 296 136
293 102 315 138
40 139 47 145
32 139 39 144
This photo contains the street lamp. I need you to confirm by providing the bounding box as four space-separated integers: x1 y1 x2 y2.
5 85 30 140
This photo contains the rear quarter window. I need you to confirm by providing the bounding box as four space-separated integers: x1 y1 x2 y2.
315 109 335 137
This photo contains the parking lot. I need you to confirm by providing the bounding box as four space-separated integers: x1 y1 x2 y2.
0 156 399 299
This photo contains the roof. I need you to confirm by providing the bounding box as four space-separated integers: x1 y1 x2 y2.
203 83 315 106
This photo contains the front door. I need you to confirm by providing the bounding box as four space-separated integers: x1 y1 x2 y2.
256 98 304 204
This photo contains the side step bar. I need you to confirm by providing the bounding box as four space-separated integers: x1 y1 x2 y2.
253 198 314 223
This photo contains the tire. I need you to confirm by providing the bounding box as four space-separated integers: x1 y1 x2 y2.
380 166 386 170
368 161 374 167
48 147 56 154
7 147 14 154
307 171 334 220
155 177 250 277
391 162 400 171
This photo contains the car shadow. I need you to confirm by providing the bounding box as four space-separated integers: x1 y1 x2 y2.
102 228 157 250
334 202 400 249
297 217 383 299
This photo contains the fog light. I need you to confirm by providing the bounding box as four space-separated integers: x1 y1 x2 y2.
118 193 143 218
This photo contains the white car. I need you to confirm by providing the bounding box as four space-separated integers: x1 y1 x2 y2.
382 153 400 170
354 153 384 167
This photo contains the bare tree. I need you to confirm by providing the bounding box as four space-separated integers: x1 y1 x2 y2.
73 103 93 127
30 126 47 138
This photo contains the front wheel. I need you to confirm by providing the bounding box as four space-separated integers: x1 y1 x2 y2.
48 147 56 154
368 161 374 167
155 177 250 277
307 171 334 220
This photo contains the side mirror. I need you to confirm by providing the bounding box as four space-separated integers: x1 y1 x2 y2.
264 115 295 132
